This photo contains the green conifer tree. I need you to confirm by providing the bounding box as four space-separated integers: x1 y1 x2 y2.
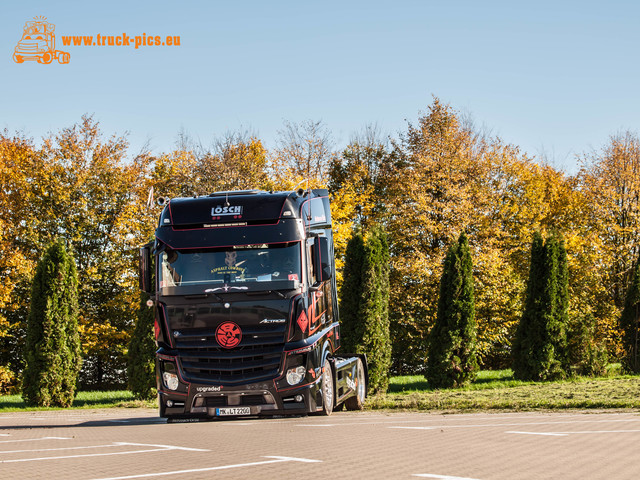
554 234 570 370
425 232 478 388
127 292 157 400
339 232 366 355
339 225 391 393
512 232 566 380
620 253 640 373
22 240 81 407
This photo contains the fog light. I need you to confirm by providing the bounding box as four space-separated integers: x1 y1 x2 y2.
286 366 306 385
294 394 303 402
163 372 179 391
166 399 174 407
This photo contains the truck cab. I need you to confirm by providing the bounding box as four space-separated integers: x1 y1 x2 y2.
140 189 366 420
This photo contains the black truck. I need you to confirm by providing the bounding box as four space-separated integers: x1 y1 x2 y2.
139 188 367 420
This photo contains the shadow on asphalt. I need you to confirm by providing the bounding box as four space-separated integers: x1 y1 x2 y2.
0 417 167 430
0 413 309 430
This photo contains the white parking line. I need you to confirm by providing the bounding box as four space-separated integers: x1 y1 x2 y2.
381 418 640 431
115 442 209 452
0 442 209 463
0 443 128 455
389 426 436 430
91 456 322 480
507 430 640 436
274 416 640 430
413 474 481 480
1 447 167 463
296 424 336 427
0 436 70 444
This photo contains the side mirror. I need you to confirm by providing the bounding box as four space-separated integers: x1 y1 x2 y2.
139 244 153 294
312 236 332 284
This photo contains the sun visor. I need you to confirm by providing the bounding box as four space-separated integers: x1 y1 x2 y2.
155 219 303 250
160 194 292 228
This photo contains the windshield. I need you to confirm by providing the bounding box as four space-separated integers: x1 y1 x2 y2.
158 242 301 293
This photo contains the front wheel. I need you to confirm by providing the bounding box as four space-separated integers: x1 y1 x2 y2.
320 359 334 416
39 52 53 64
344 358 366 410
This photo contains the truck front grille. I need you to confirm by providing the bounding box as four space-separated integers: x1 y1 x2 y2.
174 324 286 385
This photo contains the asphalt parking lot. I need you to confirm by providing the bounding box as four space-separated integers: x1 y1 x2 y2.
1 409 639 479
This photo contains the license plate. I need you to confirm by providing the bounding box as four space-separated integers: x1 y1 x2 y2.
216 407 251 416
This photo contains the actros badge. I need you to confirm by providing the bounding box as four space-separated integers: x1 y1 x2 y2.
215 321 242 349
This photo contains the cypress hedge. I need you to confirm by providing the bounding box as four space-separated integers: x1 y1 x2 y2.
425 232 478 388
620 252 640 373
339 225 391 394
127 292 157 400
339 232 366 355
512 232 567 381
22 240 82 407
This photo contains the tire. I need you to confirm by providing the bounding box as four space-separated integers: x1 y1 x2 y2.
13 53 23 63
58 52 70 64
344 358 366 411
320 359 334 416
39 52 53 64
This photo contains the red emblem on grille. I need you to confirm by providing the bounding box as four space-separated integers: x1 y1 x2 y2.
216 321 242 349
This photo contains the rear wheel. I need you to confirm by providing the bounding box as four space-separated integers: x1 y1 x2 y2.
344 358 366 411
320 359 334 416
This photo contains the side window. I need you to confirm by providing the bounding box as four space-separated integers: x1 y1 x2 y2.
306 239 317 285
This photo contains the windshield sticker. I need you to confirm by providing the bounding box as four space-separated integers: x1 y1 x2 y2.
210 266 245 276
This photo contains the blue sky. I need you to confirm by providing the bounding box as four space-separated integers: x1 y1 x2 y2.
2 1 638 172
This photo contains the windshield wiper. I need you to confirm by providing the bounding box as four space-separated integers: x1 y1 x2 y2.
185 291 224 303
245 290 286 298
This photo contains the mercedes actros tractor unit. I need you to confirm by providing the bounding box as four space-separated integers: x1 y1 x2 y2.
139 188 367 420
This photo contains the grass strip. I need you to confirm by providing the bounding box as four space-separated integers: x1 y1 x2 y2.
0 391 156 412
1 370 639 413
368 371 640 411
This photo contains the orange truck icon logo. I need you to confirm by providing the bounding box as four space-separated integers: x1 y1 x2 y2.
13 16 70 64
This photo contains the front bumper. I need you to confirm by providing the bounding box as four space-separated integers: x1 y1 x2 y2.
159 378 321 420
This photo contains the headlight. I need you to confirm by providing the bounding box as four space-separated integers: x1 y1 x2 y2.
163 372 179 391
286 366 306 385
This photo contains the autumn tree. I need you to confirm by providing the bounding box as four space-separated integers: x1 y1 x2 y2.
620 253 640 372
328 126 391 285
578 132 640 306
22 241 81 407
426 232 478 388
0 117 151 389
381 98 488 372
194 132 272 193
271 119 335 189
0 133 40 374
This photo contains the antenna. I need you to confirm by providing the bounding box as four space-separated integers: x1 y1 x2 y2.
146 186 154 210
306 178 312 221
292 179 307 192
